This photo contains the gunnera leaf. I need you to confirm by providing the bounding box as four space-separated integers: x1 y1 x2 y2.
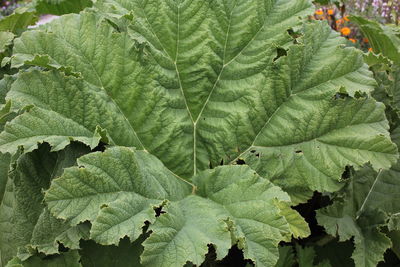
317 163 400 267
0 143 90 266
0 1 398 266
317 122 400 267
45 151 308 267
0 1 396 201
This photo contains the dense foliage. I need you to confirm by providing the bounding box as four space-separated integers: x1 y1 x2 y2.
0 0 399 266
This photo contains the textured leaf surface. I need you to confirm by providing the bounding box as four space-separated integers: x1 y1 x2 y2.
0 144 90 265
317 162 400 267
0 69 142 153
0 32 14 54
45 146 192 244
2 1 394 198
1 1 399 266
141 166 306 267
46 150 306 267
30 208 90 255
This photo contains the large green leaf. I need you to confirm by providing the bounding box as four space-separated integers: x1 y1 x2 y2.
0 143 90 265
0 1 399 265
142 165 305 267
0 69 137 154
45 149 307 266
45 146 192 244
1 2 395 199
317 162 400 267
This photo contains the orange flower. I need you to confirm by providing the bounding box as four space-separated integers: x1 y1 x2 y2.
344 15 350 21
327 8 334 15
336 18 344 25
349 38 356 43
368 47 373 52
315 9 324 15
363 38 369 43
340 27 351 36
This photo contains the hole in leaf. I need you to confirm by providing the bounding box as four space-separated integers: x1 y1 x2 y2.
250 150 256 153
58 242 69 253
293 192 332 245
154 206 165 217
92 141 107 152
333 92 349 100
273 47 287 62
287 28 302 39
341 166 352 180
295 150 303 154
236 159 246 165
190 245 253 267
220 159 224 166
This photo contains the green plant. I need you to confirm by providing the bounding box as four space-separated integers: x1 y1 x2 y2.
0 1 399 266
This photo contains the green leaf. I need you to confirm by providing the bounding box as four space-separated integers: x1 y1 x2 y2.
2 4 395 199
0 75 15 106
274 246 295 267
0 31 14 55
363 52 392 71
30 208 90 255
316 118 400 266
0 7 38 34
388 213 400 231
5 250 81 267
352 212 391 267
2 2 399 265
296 245 317 267
0 152 10 204
0 69 140 153
0 106 107 154
45 146 192 244
0 143 90 265
317 162 400 267
276 202 311 239
35 0 93 15
141 165 306 267
351 16 400 64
